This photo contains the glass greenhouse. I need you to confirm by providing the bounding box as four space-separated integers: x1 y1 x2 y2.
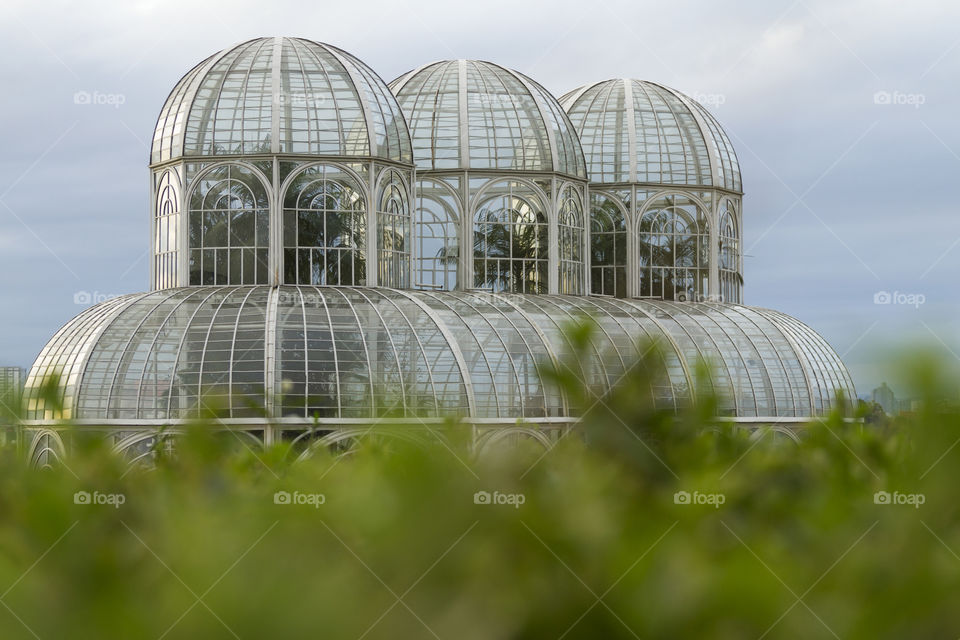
561 79 744 303
21 37 855 461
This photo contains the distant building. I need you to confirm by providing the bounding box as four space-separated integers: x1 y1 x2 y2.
898 398 921 414
0 367 25 445
872 382 896 415
0 367 25 391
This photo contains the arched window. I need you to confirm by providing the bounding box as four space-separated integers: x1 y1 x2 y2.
189 164 269 285
473 182 547 294
719 199 742 303
414 179 459 290
282 165 366 286
558 186 585 295
154 170 180 290
378 170 410 288
637 194 709 301
589 193 626 297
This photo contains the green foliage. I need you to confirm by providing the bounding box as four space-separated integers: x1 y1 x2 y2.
2 334 960 638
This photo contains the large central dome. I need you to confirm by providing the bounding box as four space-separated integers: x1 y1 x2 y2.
150 37 412 164
390 60 585 177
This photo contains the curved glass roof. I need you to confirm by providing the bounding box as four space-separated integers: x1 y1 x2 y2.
24 287 853 424
560 79 742 191
151 37 412 164
390 60 586 178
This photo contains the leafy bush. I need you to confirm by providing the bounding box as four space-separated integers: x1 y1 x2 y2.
1 342 958 638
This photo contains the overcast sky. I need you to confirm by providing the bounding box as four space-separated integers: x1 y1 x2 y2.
1 0 957 397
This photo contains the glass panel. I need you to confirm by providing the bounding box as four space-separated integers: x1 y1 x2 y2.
414 179 459 290
636 194 709 301
188 164 269 286
718 198 742 304
473 181 547 294
153 170 180 290
377 169 411 288
589 192 627 297
281 164 366 286
557 185 585 295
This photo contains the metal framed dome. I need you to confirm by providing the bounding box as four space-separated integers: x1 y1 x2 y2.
560 79 741 191
150 37 412 164
22 48 859 463
390 60 586 178
23 286 854 427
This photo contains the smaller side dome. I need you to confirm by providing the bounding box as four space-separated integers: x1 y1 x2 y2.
560 79 741 191
390 60 586 178
151 37 412 165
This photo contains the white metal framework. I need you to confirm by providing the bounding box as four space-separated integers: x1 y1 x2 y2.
22 39 857 449
23 287 855 427
282 164 367 286
149 37 415 291
560 79 744 303
390 60 589 295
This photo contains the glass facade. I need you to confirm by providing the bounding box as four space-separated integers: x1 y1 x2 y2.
590 192 627 298
377 169 411 288
560 79 744 302
283 164 367 286
558 185 585 295
391 60 584 176
637 194 709 301
391 60 589 294
560 79 739 190
150 37 415 291
473 182 548 294
719 198 742 304
188 164 270 285
152 38 411 164
414 179 459 290
23 288 855 424
23 42 857 434
153 169 180 290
